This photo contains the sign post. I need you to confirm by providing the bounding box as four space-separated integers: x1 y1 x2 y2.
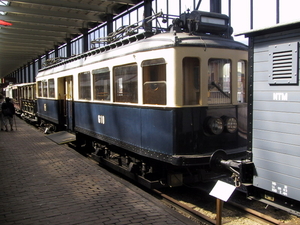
216 198 223 225
209 180 236 225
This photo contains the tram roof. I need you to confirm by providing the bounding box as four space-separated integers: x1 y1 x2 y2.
237 21 300 38
37 31 248 73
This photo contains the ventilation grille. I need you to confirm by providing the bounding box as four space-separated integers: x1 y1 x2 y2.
268 42 298 85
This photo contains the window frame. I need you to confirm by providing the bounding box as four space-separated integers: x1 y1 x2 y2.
37 81 42 97
48 78 55 98
142 58 167 105
207 58 232 105
237 60 247 103
93 67 111 101
42 80 48 98
78 71 91 100
182 57 200 105
113 63 138 103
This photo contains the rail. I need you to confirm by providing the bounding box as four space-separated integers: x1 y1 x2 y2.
152 189 287 225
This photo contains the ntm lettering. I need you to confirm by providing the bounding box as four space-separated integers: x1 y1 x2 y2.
273 93 288 101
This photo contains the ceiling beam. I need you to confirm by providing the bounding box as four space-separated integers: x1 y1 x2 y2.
0 32 63 42
0 42 48 50
8 0 137 7
0 0 143 78
7 0 134 15
0 5 104 23
0 23 80 34
0 40 57 50
0 14 90 28
0 53 40 59
1 53 48 58
0 36 59 46
0 40 57 52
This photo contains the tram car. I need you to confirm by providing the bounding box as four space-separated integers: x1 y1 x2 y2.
35 10 249 188
238 22 300 215
4 82 38 122
3 83 13 100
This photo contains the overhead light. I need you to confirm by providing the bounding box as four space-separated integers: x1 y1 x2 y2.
0 1 9 18
0 1 10 6
0 20 12 26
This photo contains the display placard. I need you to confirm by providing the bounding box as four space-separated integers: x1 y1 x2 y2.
209 180 236 202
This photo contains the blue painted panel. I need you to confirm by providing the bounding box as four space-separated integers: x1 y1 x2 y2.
107 105 142 147
74 102 142 148
74 102 175 155
74 102 246 157
74 102 98 131
141 109 174 154
37 99 60 123
66 100 73 130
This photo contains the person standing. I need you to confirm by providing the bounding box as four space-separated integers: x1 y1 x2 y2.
0 94 5 131
1 97 15 131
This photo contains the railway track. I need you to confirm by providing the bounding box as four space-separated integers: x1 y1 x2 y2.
226 201 287 225
68 138 299 224
152 189 290 225
153 189 215 225
35 124 299 225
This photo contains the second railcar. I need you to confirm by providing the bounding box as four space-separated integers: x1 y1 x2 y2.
240 22 300 215
4 82 37 122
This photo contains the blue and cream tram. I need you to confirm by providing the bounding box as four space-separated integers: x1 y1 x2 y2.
35 10 248 187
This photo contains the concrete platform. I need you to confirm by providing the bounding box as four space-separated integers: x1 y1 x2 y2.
0 117 196 225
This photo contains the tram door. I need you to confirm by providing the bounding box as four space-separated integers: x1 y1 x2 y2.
62 76 74 131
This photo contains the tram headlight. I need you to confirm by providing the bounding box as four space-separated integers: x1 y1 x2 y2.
207 117 224 135
223 117 238 133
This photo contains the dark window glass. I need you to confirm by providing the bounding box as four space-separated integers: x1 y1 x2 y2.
238 60 246 103
42 81 48 97
208 59 231 105
37 81 42 97
183 57 200 105
114 64 137 103
48 79 55 98
79 71 91 100
142 59 166 105
93 68 110 101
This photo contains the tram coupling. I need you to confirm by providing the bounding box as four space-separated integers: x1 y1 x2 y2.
209 150 254 187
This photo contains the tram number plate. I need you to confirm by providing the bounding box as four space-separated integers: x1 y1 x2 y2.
98 115 105 124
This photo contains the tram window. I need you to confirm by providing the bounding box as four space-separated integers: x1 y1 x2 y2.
37 81 42 97
238 60 246 103
28 86 32 100
142 58 166 105
79 71 91 100
21 88 24 100
29 86 33 99
114 64 138 103
42 81 48 97
12 89 18 100
183 57 200 105
26 87 29 100
23 87 27 100
23 87 26 100
48 79 55 98
31 87 34 99
208 59 231 104
93 67 110 101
